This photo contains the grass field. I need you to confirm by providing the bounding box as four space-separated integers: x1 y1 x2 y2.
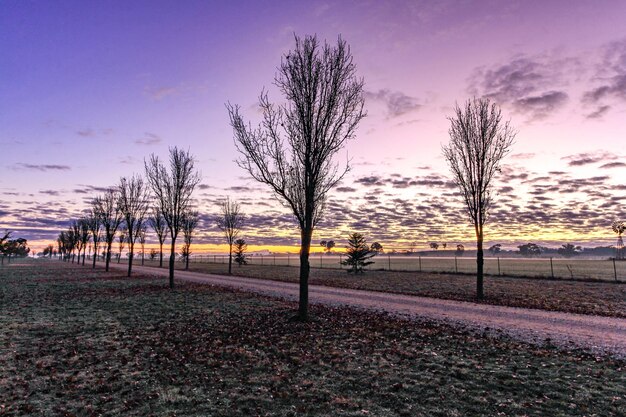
185 254 626 282
125 258 626 318
1 260 624 416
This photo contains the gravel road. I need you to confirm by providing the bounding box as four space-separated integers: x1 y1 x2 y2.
121 264 626 358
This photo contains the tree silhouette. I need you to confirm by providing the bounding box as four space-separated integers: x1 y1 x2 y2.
118 174 150 276
145 147 201 288
117 226 127 264
216 198 245 274
455 244 465 256
341 232 375 274
148 206 167 268
181 210 199 270
233 238 248 266
429 242 439 251
370 242 383 254
443 97 515 299
85 209 102 269
227 35 365 320
612 221 625 260
320 240 336 254
93 188 124 272
488 244 502 255
77 218 90 265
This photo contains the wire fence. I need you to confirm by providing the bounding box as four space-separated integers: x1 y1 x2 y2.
185 254 625 282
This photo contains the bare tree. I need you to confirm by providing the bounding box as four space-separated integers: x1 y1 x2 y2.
442 97 516 299
117 226 127 263
215 198 245 274
181 210 199 270
227 34 365 320
71 220 81 263
148 206 167 268
145 147 201 288
118 174 150 276
78 218 90 266
93 188 124 272
86 208 101 269
139 225 147 266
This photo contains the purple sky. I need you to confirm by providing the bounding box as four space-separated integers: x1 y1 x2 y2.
1 0 625 252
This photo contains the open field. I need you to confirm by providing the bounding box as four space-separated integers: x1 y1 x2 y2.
125 259 626 318
183 254 626 282
1 260 624 416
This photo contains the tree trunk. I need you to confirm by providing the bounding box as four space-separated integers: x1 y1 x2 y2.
298 227 313 321
159 241 164 268
142 251 145 266
82 250 86 266
476 226 484 300
185 252 189 270
105 242 112 272
228 243 233 274
168 240 175 289
127 242 134 277
92 244 98 269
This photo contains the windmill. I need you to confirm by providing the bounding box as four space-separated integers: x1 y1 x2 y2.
612 220 625 260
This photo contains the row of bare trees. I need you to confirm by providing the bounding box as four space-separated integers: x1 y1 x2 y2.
57 148 201 288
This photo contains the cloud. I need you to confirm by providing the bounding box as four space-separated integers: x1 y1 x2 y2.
468 55 572 120
600 162 626 169
12 163 71 172
355 175 386 186
582 39 626 111
561 151 617 167
586 105 611 119
76 128 96 137
336 186 357 193
144 86 177 100
365 89 421 117
135 132 162 146
512 91 568 119
39 190 61 196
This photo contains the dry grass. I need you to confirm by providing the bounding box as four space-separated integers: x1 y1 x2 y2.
1 260 624 416
162 260 626 318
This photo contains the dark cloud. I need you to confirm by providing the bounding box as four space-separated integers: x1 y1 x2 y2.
586 105 611 119
355 176 386 186
135 132 162 146
468 55 571 119
513 91 568 119
561 151 616 167
582 39 626 112
600 162 626 169
336 186 357 193
365 89 421 117
40 190 61 196
12 163 71 172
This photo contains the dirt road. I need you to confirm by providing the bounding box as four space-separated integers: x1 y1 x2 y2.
118 264 626 358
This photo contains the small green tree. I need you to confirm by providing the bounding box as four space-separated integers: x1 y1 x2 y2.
233 238 248 266
341 232 375 274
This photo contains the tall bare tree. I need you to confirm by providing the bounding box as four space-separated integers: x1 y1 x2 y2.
442 97 516 299
145 147 201 288
148 206 167 268
118 174 150 276
78 218 90 266
86 208 101 269
227 34 365 320
93 188 124 272
215 198 245 274
181 210 199 271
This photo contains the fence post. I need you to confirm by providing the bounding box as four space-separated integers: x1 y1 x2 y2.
550 257 554 279
455 256 458 273
614 258 618 282
339 254 342 269
388 255 391 271
497 257 501 276
419 256 422 273
274 255 276 266
261 255 264 266
320 253 323 269
288 253 290 266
